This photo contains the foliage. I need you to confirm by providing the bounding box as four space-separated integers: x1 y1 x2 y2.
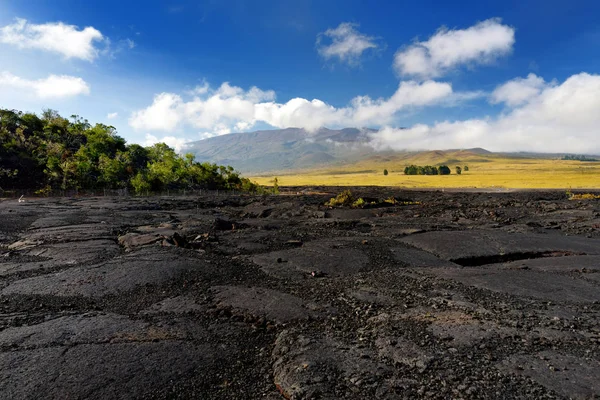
383 169 388 176
326 191 420 208
568 192 600 200
325 190 354 207
562 154 598 162
352 197 366 208
404 165 439 175
0 108 263 194
455 166 462 175
464 165 469 172
272 177 280 194
438 165 451 175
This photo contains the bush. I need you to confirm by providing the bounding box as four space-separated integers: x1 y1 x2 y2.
383 169 388 176
455 166 462 175
464 165 469 172
352 198 366 208
325 190 354 207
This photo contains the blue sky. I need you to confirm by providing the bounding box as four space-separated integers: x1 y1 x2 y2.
1 0 600 153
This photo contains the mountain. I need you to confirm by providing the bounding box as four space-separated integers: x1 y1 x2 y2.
185 127 599 175
186 127 383 173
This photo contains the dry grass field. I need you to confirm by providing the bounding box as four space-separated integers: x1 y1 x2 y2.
250 151 600 189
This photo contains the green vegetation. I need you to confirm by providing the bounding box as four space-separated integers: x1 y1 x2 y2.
383 169 388 176
325 190 355 207
567 191 600 200
404 165 437 175
562 154 598 162
455 166 462 175
464 165 469 172
325 190 420 208
404 165 451 175
0 108 263 194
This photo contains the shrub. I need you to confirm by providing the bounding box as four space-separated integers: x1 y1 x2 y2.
569 193 600 200
383 169 388 176
325 190 354 207
455 166 462 175
464 165 469 172
352 198 366 208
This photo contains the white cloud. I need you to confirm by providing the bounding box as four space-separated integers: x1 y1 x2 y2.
394 18 515 79
369 73 600 154
0 18 104 61
144 133 190 153
107 112 118 119
130 79 456 134
348 80 453 124
129 92 183 131
130 83 276 133
317 22 380 65
490 73 548 107
0 71 90 98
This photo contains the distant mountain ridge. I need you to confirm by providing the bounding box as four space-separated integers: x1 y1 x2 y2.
186 127 381 173
185 127 599 174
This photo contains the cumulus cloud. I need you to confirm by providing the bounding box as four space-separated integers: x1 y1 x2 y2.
129 93 183 131
369 73 600 154
107 112 118 119
144 133 190 153
129 82 276 132
394 18 515 79
0 71 90 98
317 22 380 65
490 73 549 107
130 80 455 134
0 18 104 61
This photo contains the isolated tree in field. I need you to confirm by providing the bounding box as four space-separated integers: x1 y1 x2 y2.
456 166 462 175
383 169 388 176
438 165 451 175
272 177 280 194
464 165 469 172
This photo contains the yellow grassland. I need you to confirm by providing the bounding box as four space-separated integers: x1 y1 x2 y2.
249 152 600 189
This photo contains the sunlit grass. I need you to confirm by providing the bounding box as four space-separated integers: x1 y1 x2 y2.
250 157 600 189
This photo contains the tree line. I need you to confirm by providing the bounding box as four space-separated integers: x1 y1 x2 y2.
403 165 469 175
404 165 451 175
562 154 598 162
0 108 263 194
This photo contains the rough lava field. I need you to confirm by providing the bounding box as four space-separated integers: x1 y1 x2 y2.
1 188 600 399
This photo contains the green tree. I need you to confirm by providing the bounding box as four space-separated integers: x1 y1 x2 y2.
383 169 389 176
0 107 263 195
438 165 451 175
456 166 462 175
464 165 469 172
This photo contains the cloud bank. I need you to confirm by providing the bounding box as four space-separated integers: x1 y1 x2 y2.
369 73 600 154
129 80 454 135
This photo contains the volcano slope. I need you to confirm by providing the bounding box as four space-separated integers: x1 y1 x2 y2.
1 188 600 399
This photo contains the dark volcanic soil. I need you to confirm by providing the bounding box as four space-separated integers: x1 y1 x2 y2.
1 188 600 399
